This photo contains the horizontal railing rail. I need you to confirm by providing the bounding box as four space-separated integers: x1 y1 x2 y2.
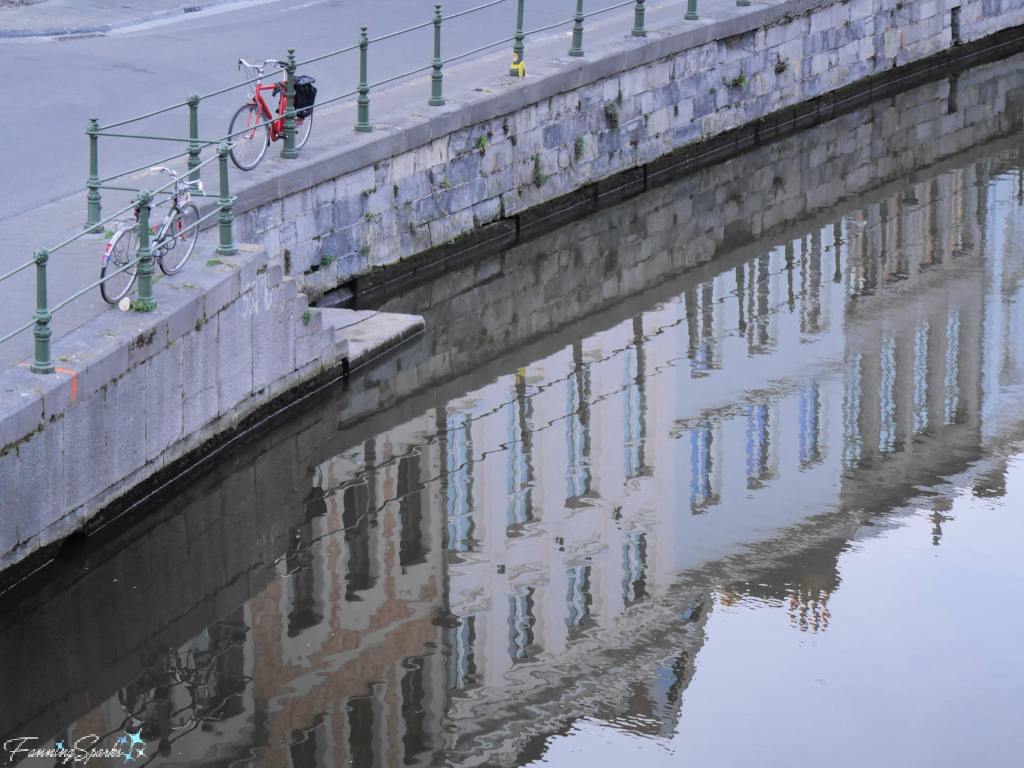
1 0 712 375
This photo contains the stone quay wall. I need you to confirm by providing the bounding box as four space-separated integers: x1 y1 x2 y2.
374 55 1024 396
230 0 1024 303
4 0 1024 578
2 47 1021 742
0 245 341 575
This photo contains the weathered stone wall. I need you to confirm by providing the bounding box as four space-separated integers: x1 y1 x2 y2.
0 245 339 573
232 0 1024 301
374 53 1024 394
4 0 1024 577
4 45 1023 743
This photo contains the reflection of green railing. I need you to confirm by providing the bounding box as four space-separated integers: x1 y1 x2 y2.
3 0 699 374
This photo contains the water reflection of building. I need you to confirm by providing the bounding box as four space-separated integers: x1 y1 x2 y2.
46 149 1024 768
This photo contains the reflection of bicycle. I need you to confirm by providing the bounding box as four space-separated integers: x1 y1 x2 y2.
229 58 314 171
101 168 201 305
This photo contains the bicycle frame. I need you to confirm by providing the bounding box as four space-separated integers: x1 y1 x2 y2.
250 79 305 142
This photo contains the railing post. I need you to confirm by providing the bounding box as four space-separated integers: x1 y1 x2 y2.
30 247 54 375
430 5 445 106
569 0 584 56
281 48 298 158
217 142 238 256
685 0 699 20
632 0 646 36
136 190 157 310
86 118 102 232
187 92 202 185
356 26 372 132
510 0 526 77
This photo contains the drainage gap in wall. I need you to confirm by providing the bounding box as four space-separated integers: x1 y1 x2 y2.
952 6 962 45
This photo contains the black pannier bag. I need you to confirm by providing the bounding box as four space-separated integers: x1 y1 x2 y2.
294 76 317 119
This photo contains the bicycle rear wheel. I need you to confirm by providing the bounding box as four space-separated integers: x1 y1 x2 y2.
295 111 313 150
159 203 200 275
228 103 269 171
101 227 139 304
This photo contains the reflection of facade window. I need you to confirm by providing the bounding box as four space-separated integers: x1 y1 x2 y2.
446 412 476 552
507 371 535 530
401 657 431 763
286 544 321 637
565 564 593 626
347 696 375 768
736 265 748 335
686 283 717 374
289 715 325 768
944 308 962 425
843 354 863 468
565 342 593 506
286 482 329 635
913 321 930 434
750 254 773 353
398 454 427 569
851 227 878 297
887 197 912 284
689 423 719 512
446 616 478 690
879 336 897 453
745 404 773 488
507 587 537 661
342 479 375 602
800 235 823 335
799 384 823 468
622 533 648 604
788 586 831 634
623 316 649 479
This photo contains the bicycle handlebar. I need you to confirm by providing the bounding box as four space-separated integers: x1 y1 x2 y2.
238 58 288 72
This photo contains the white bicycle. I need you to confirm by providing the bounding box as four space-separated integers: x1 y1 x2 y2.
101 168 202 305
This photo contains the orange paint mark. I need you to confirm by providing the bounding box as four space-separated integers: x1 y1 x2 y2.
17 363 77 400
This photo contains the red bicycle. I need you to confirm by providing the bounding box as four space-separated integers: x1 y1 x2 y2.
228 58 315 170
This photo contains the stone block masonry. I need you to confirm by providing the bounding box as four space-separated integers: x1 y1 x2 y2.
0 239 420 577
230 0 1024 305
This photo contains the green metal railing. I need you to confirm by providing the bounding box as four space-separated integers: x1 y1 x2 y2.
2 0 716 374
0 148 232 373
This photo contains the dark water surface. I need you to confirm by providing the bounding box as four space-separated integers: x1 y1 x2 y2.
5 52 1024 768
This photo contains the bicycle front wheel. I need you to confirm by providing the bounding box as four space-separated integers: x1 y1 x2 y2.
101 227 139 304
160 203 200 275
228 103 269 171
295 111 313 150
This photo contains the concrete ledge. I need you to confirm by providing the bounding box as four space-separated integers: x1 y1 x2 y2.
321 309 425 370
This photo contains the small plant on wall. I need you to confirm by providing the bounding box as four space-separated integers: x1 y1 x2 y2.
604 102 620 129
532 154 550 187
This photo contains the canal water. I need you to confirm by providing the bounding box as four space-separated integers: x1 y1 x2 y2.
4 53 1024 768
